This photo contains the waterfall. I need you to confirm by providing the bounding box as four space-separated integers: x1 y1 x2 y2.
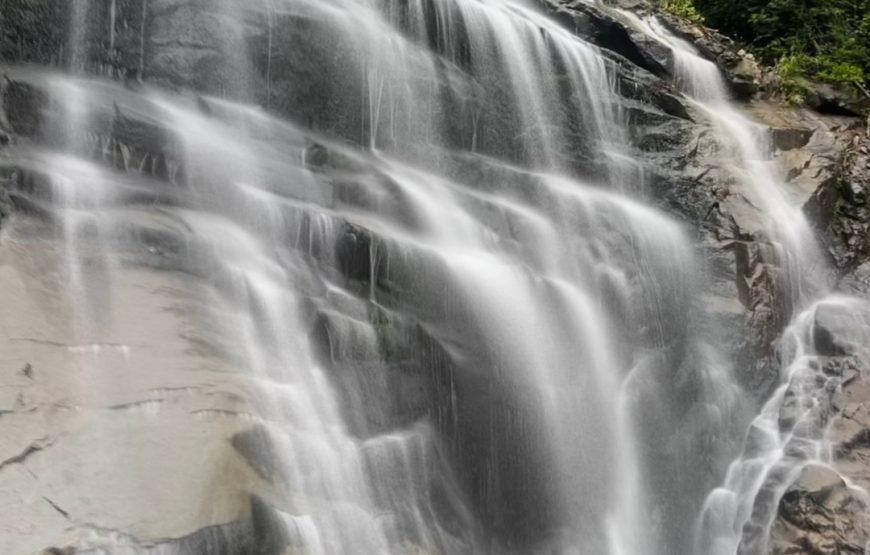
615 13 870 555
2 0 866 554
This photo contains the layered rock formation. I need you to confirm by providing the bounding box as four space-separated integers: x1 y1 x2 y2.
0 0 868 554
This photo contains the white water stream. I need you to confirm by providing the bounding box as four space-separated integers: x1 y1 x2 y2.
616 13 870 555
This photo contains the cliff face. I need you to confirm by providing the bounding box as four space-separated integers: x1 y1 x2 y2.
593 3 870 552
0 1 868 554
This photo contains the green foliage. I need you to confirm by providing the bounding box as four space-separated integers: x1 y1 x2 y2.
817 62 865 85
775 54 811 104
655 0 704 23
670 0 870 89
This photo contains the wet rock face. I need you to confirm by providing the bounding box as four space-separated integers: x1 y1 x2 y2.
542 1 794 389
827 134 870 275
0 77 51 142
653 11 763 98
2 0 787 520
35 497 304 555
0 0 66 65
543 0 764 98
747 103 870 345
831 367 870 481
541 0 671 76
757 106 870 289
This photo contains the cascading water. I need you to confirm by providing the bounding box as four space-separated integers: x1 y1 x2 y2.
615 12 870 555
2 0 866 554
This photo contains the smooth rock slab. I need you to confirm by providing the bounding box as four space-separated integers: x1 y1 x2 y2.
0 219 268 554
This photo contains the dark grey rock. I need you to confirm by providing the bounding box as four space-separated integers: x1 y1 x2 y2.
803 81 870 118
828 134 870 274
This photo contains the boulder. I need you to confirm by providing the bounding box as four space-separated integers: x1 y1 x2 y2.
769 464 870 555
803 81 870 118
830 366 870 494
769 127 814 152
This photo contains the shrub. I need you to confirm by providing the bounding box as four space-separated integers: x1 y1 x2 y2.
655 0 704 23
663 0 870 91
